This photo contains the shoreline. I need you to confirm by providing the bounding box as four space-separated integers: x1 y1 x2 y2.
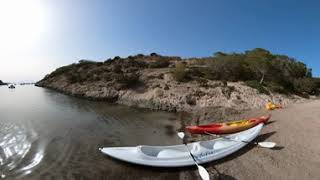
35 80 307 123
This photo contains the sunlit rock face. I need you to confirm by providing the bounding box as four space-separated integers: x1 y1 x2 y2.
0 122 44 178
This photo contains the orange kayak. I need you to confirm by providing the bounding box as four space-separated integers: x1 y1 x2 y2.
266 102 282 110
186 115 271 134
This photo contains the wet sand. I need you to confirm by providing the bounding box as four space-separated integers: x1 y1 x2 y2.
182 99 320 180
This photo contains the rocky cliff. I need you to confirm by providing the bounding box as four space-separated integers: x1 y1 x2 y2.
36 53 305 114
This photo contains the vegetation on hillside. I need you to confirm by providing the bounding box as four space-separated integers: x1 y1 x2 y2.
38 49 320 96
40 54 180 90
177 48 319 95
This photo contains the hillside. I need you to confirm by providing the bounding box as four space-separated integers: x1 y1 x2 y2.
36 49 319 112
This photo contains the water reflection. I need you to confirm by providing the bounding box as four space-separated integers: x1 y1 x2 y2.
0 86 180 179
0 122 43 179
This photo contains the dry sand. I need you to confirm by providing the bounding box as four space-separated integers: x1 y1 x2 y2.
180 99 320 180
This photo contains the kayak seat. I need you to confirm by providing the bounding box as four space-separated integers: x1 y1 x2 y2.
140 146 162 157
200 139 237 150
157 149 189 158
200 141 216 149
156 143 201 158
140 146 186 158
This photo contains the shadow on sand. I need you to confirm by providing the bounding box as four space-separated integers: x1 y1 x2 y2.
265 120 276 126
209 131 277 166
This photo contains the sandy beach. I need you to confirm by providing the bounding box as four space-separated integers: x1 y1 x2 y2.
93 98 320 180
180 99 320 180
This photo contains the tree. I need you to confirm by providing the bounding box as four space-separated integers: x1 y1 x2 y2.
150 52 159 57
213 51 227 57
245 48 273 84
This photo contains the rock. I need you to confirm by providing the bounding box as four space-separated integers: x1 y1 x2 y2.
164 84 170 90
185 94 197 106
163 73 173 82
154 88 164 98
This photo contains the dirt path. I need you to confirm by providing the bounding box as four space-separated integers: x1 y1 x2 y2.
181 99 320 180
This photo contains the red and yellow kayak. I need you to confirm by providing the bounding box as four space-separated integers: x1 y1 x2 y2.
186 115 271 134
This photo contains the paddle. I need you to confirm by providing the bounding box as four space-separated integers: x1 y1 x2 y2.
204 132 276 149
177 132 210 180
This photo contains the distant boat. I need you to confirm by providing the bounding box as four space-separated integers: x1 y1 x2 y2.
8 84 15 89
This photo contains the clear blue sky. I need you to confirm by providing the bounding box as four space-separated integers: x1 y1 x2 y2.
0 0 319 82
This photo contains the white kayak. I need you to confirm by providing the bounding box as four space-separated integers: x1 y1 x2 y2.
100 123 263 167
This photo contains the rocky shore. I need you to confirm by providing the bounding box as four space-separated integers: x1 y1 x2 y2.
36 53 307 118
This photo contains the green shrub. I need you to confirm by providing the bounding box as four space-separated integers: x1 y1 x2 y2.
314 78 320 88
196 78 208 87
79 59 97 64
187 58 210 65
136 54 144 58
104 58 113 64
205 54 252 81
122 59 147 69
55 65 74 74
150 52 159 57
245 80 270 94
188 67 206 79
112 64 122 73
293 78 319 95
266 82 288 94
115 72 140 89
172 62 189 82
149 58 170 68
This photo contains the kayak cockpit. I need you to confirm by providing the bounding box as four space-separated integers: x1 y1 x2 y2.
199 139 238 150
139 140 239 159
139 143 202 158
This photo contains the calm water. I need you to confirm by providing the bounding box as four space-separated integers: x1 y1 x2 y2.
0 86 186 180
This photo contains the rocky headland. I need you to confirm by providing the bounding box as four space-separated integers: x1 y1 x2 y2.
36 49 320 120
